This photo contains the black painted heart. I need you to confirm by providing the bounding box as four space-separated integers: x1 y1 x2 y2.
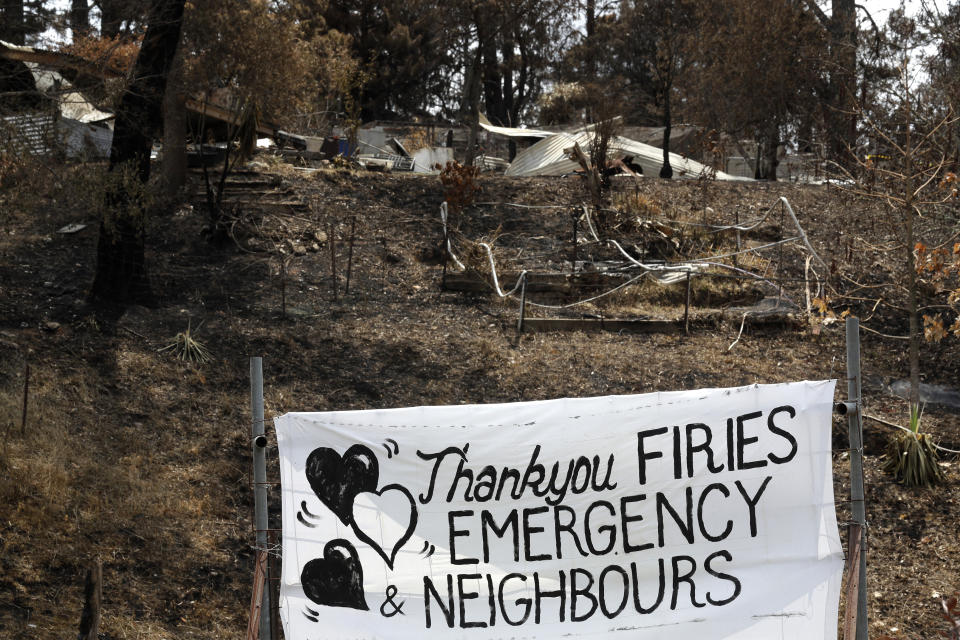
305 444 379 525
301 539 368 610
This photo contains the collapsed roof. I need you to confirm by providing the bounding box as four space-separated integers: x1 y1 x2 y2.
477 113 555 139
1 40 112 124
505 128 749 181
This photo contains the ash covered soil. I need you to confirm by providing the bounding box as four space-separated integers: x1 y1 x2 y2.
0 166 958 639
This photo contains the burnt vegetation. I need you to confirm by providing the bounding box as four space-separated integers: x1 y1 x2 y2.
1 0 960 639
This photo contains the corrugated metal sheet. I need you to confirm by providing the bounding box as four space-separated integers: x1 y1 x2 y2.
478 120 555 139
28 64 113 124
1 113 56 155
505 131 750 181
60 117 112 159
504 132 582 176
411 146 454 173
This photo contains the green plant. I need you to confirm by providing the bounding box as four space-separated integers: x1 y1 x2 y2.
881 403 946 486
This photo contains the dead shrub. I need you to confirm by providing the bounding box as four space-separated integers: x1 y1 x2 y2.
440 161 481 214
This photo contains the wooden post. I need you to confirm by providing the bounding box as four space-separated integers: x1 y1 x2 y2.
279 257 286 318
441 202 449 291
246 551 267 640
843 523 864 640
78 558 102 640
684 271 692 334
734 208 741 271
517 273 527 333
571 208 578 276
20 362 29 436
777 200 785 301
345 216 356 295
329 221 338 302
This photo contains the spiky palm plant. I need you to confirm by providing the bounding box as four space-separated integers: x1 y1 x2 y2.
881 404 945 487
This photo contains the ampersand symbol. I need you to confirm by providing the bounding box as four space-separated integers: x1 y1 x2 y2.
379 585 405 617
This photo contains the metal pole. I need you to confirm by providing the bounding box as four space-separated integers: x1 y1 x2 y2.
845 318 868 640
684 271 692 334
250 357 271 639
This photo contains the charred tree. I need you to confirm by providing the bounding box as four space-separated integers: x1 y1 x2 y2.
70 0 90 38
89 0 186 306
659 89 673 178
0 0 26 44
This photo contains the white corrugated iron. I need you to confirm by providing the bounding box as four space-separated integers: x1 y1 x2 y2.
1 113 56 155
477 114 555 139
505 130 750 181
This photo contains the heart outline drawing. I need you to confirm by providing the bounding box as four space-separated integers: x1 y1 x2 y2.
350 483 418 570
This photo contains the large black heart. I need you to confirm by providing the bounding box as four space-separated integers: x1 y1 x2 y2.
305 445 379 525
301 539 368 610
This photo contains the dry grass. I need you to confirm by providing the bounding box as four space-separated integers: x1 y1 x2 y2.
0 168 957 640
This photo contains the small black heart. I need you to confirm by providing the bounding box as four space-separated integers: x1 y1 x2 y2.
305 445 379 525
301 540 368 610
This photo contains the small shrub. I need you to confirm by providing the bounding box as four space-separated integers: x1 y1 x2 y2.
881 404 945 487
440 161 481 214
158 322 213 364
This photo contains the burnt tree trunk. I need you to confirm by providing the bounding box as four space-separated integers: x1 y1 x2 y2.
77 559 102 640
70 0 89 39
828 0 858 165
659 87 673 179
0 0 26 44
89 0 185 306
99 0 124 39
161 51 187 199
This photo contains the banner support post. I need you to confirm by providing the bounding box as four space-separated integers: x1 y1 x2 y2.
845 318 868 640
250 357 272 639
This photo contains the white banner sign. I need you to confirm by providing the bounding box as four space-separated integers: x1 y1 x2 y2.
276 381 843 639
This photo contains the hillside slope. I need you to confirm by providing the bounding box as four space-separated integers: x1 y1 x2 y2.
1 167 958 639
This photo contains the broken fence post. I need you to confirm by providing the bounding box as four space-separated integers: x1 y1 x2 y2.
78 558 102 640
20 362 29 437
246 550 268 640
329 221 338 302
517 273 527 333
345 216 356 295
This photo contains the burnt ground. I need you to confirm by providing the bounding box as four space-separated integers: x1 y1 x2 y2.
0 163 958 639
